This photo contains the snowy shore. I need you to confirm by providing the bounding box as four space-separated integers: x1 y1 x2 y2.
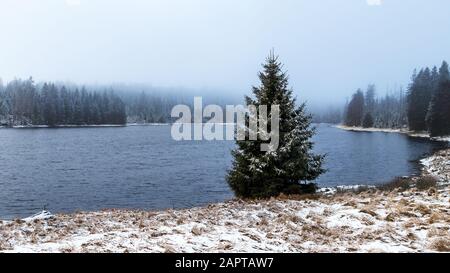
335 124 450 142
0 123 170 129
1 148 449 253
0 124 126 129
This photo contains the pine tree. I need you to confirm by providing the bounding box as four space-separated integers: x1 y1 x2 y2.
42 83 59 126
81 87 91 124
430 66 440 94
344 89 365 127
362 112 374 128
0 79 7 119
227 53 325 198
438 61 450 83
365 84 376 114
408 68 433 131
427 61 450 137
72 89 83 125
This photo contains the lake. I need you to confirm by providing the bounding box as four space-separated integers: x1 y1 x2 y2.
0 123 446 219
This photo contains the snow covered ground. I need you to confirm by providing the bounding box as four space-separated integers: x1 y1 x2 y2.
0 186 448 253
335 124 406 134
1 147 449 253
421 149 450 185
6 124 126 129
335 125 450 142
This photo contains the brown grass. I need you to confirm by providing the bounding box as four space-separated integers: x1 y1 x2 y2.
430 238 450 252
428 212 445 224
416 176 438 191
276 193 321 201
377 177 412 192
385 212 398 222
360 208 378 217
415 204 432 215
191 226 203 236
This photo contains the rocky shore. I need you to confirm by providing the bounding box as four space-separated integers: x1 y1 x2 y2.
0 146 449 253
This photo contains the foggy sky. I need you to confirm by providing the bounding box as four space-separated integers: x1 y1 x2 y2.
0 0 449 106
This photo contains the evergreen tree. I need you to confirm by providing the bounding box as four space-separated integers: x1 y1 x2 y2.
407 68 433 131
361 84 376 128
81 87 91 124
365 84 376 114
427 61 450 137
344 89 365 127
398 87 408 128
0 78 128 126
227 53 325 198
60 86 70 124
438 61 450 83
42 83 58 126
362 112 374 128
430 66 440 94
0 79 7 120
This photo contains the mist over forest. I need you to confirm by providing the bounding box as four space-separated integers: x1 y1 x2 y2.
0 77 245 126
0 71 433 128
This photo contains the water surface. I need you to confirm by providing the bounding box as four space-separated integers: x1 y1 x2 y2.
0 124 445 219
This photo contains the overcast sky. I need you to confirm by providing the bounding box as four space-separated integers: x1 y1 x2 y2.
0 0 449 106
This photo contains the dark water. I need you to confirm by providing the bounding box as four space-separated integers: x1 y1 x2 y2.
313 124 446 185
0 124 445 219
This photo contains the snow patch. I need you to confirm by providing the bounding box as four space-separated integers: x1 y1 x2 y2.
22 211 54 222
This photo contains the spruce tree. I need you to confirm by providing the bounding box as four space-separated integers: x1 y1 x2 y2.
438 61 450 83
362 112 374 128
408 68 433 131
427 61 450 137
430 66 440 94
344 89 365 127
365 84 376 114
42 83 58 126
227 53 325 198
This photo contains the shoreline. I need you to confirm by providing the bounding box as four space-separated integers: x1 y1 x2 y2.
0 123 170 129
334 124 450 142
1 147 449 253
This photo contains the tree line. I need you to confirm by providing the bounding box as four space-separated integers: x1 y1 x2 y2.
116 85 241 124
0 77 241 127
409 62 450 136
344 61 450 137
0 77 126 126
344 85 407 129
120 91 176 124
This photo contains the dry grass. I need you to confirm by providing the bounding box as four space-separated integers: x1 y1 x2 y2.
360 207 378 217
416 176 438 191
276 193 322 201
0 186 447 253
377 177 412 192
415 204 432 215
429 238 450 252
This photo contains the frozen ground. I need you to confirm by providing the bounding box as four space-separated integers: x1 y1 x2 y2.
1 149 449 253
